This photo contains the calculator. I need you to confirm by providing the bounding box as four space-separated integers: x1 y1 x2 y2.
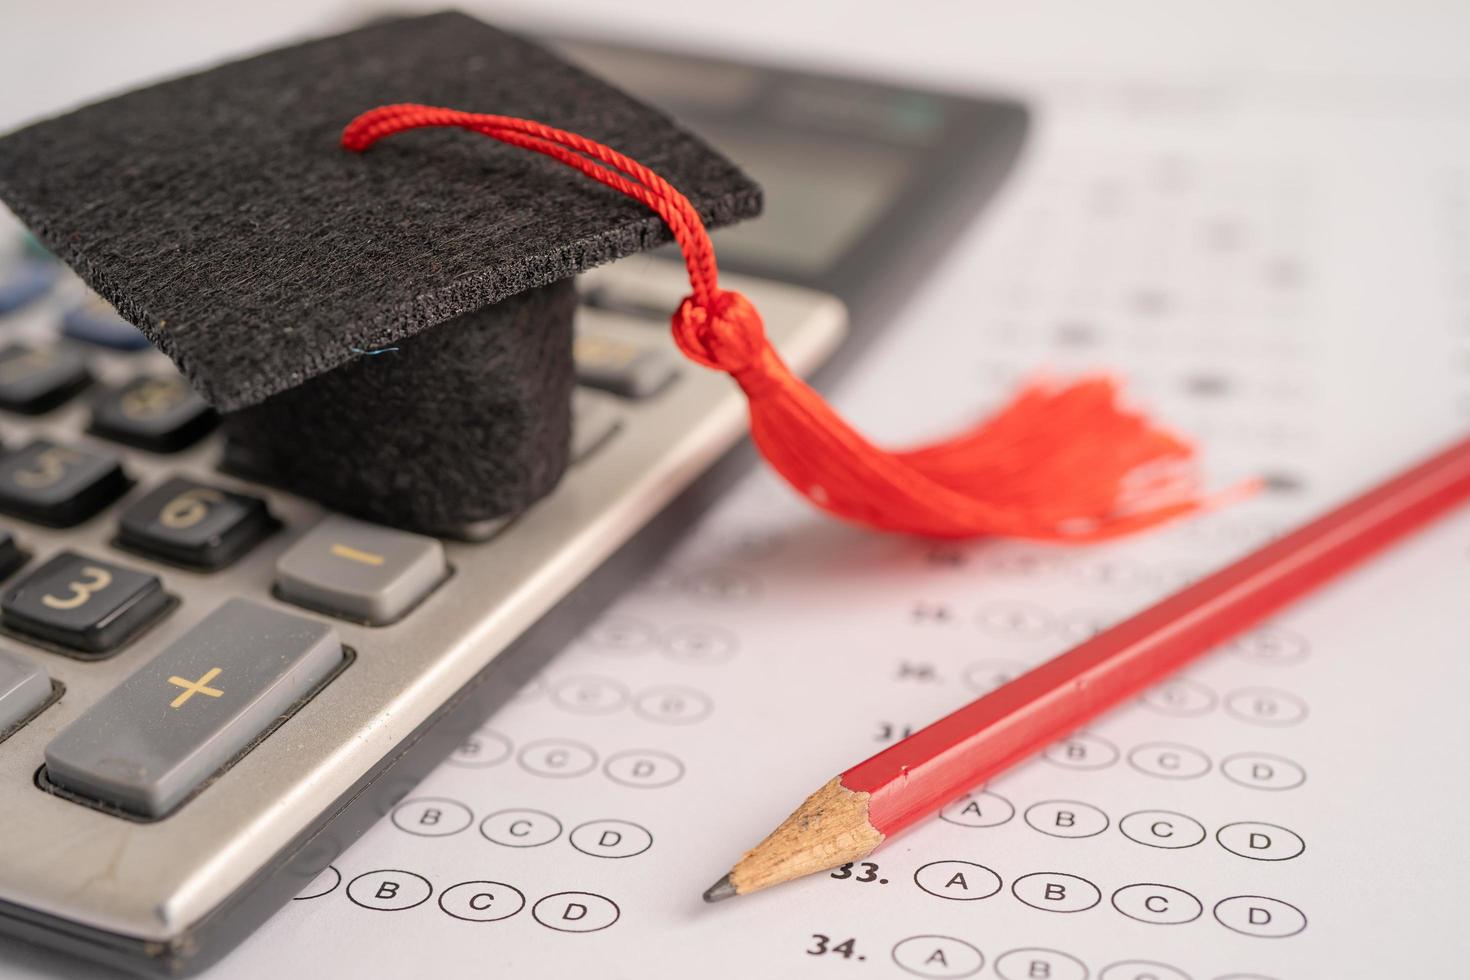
0 31 1026 977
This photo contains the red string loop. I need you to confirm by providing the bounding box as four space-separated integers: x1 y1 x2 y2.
342 103 1251 541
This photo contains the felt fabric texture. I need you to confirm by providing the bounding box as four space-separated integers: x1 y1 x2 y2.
0 11 763 529
0 10 761 412
223 280 575 534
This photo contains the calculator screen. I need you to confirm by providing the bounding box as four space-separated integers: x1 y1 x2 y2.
702 128 914 277
547 35 970 289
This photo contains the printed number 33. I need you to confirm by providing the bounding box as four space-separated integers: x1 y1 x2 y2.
42 566 113 610
830 862 880 882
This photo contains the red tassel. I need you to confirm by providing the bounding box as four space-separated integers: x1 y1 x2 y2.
343 105 1252 541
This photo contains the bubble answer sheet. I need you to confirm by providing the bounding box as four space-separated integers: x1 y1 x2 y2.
13 54 1470 980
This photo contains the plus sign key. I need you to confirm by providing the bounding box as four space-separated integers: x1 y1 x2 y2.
44 599 342 817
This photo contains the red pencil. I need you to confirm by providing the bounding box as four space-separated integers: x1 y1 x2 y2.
704 433 1470 901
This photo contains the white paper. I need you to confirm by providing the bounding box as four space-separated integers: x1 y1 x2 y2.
20 67 1470 980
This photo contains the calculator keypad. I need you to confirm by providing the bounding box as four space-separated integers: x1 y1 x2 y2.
90 375 218 452
117 477 275 570
1 551 169 655
44 598 341 817
0 440 130 527
0 344 90 413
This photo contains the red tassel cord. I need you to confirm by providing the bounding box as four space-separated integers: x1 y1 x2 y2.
342 105 1253 541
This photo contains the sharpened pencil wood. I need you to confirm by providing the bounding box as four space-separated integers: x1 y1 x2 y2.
715 777 884 898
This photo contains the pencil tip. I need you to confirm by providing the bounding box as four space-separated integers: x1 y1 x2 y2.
703 874 736 903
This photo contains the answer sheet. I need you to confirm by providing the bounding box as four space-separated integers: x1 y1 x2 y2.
66 67 1470 980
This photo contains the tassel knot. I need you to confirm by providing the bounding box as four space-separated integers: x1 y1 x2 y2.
671 289 767 377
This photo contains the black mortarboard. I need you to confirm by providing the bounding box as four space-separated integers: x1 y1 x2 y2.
0 11 760 533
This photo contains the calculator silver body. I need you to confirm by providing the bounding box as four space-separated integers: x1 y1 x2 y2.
0 27 1028 973
0 258 845 972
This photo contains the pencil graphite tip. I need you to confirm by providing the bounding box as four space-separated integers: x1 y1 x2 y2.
703 874 737 903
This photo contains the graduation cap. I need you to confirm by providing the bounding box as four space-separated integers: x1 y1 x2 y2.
0 11 1237 541
0 12 759 533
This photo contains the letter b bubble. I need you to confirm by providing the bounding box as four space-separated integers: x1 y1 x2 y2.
346 870 433 911
1012 873 1101 913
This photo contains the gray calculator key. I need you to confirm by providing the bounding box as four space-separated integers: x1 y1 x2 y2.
573 331 678 398
0 649 50 733
44 598 341 817
275 516 447 625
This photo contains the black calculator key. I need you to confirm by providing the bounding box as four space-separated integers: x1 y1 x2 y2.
117 478 275 570
0 530 26 581
0 345 90 414
91 376 218 453
0 442 130 527
2 551 169 655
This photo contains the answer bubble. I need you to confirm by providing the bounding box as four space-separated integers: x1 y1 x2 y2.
963 659 1028 694
994 947 1088 980
982 549 1063 577
1140 678 1216 716
346 870 433 911
1011 872 1101 913
517 738 599 778
438 880 526 922
1213 895 1307 937
391 797 474 837
1128 742 1211 780
1216 822 1305 861
1227 627 1308 665
684 567 760 603
1024 800 1109 838
1220 752 1306 791
1044 732 1120 770
661 624 738 664
1112 883 1203 924
1224 688 1308 726
1119 809 1206 849
633 686 714 724
913 860 1003 901
1071 559 1152 590
891 935 985 978
569 819 653 859
550 675 631 715
939 790 1015 828
580 614 657 653
1099 960 1192 980
480 808 563 848
532 891 620 932
1058 610 1116 641
976 601 1054 639
446 728 512 769
294 865 340 901
603 749 685 788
